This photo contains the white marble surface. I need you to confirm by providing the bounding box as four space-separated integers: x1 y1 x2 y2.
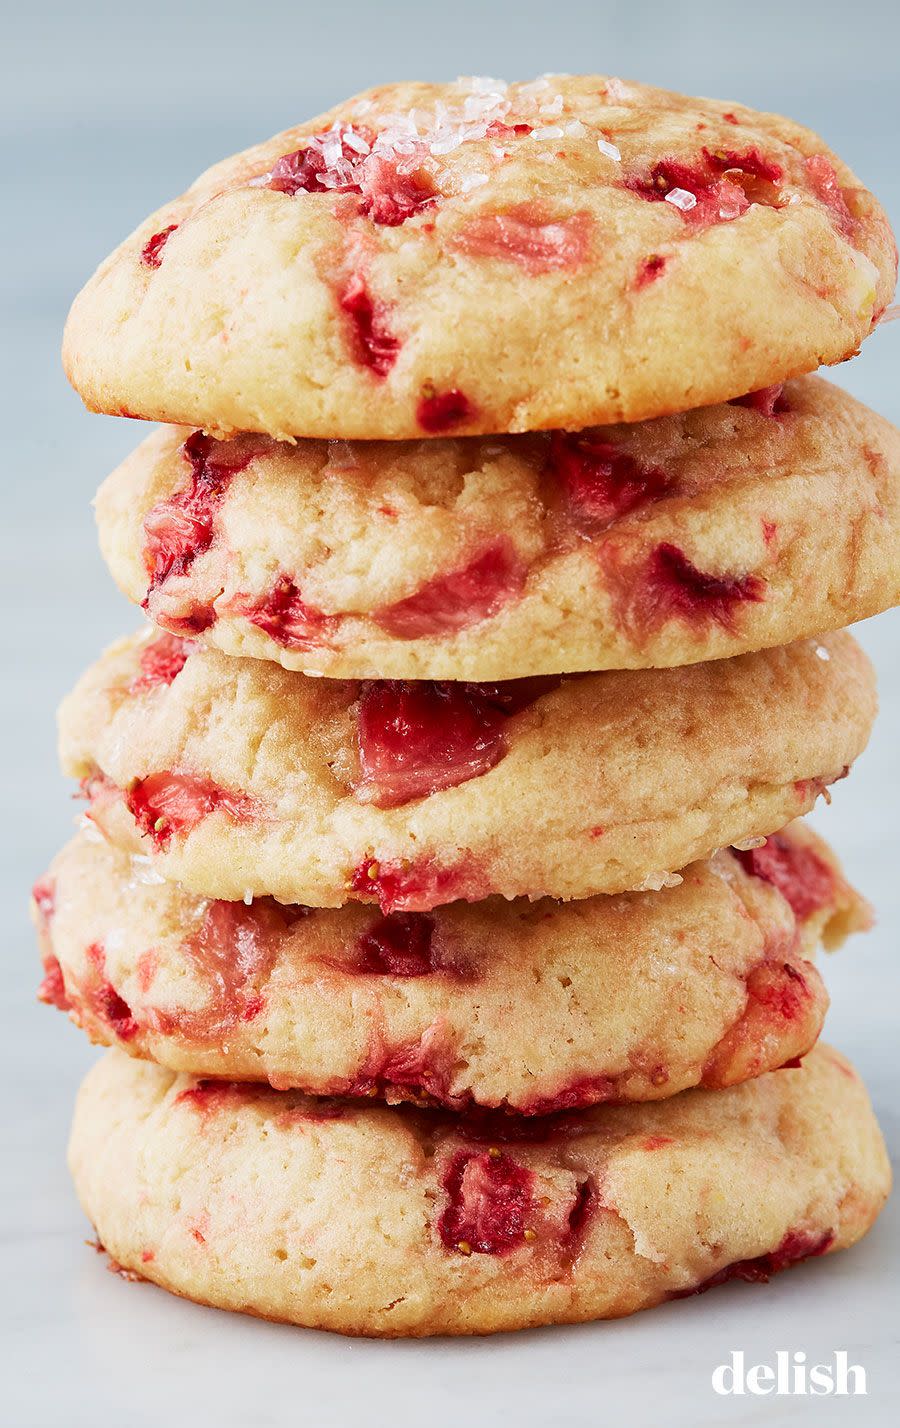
2 2 898 1423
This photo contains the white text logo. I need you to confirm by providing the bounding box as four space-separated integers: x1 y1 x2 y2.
712 1351 866 1396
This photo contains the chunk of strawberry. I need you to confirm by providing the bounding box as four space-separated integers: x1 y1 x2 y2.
452 205 592 274
804 155 856 238
374 540 526 638
129 634 193 693
674 1228 834 1297
126 772 258 849
736 831 836 920
228 575 336 652
38 956 71 1013
438 1148 536 1254
354 677 557 807
731 384 789 417
140 224 178 268
416 388 474 432
142 433 255 594
352 913 440 976
603 541 766 636
339 271 401 375
547 432 671 531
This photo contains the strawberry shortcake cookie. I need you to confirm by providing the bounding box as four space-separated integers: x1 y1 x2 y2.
36 821 868 1109
63 77 895 440
57 628 874 907
95 376 900 680
68 1045 891 1335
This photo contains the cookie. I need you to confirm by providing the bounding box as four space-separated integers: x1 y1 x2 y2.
96 376 900 680
36 822 868 1109
68 1045 890 1336
57 628 874 908
63 76 895 441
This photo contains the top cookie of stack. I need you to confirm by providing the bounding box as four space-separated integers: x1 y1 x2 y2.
64 74 894 441
66 75 899 682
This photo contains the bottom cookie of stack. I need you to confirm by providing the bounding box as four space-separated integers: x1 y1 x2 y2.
70 1045 889 1337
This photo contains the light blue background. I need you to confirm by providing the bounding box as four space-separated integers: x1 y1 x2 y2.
2 2 897 1423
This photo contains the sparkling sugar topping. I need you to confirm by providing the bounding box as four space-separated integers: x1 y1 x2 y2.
371 81 514 158
664 187 698 212
261 77 611 206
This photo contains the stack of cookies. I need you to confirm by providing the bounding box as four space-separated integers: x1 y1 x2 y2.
37 76 898 1336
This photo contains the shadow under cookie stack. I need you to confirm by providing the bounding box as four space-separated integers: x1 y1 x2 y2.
37 75 898 1336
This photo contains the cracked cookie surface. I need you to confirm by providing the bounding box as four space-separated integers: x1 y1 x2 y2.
68 1045 890 1335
